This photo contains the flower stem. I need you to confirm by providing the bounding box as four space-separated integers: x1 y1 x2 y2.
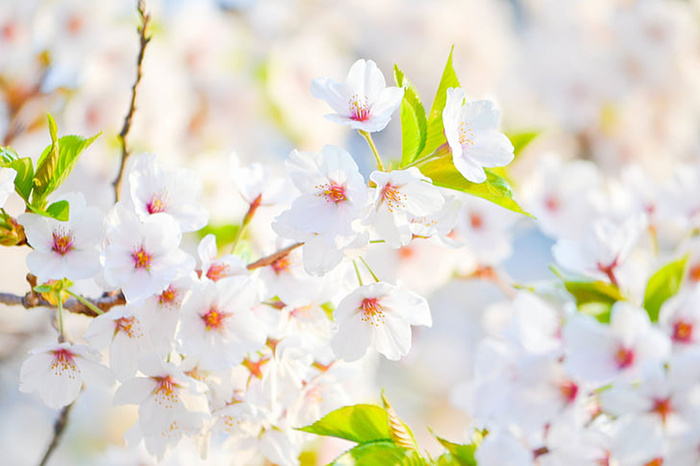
231 193 262 254
359 256 380 283
352 259 364 286
66 290 104 315
359 130 384 172
56 294 65 343
402 143 451 169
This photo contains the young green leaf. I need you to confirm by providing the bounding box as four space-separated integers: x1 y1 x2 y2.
420 46 460 158
46 200 70 222
8 157 34 202
381 392 419 451
434 436 477 466
0 146 19 163
394 64 427 166
643 256 688 322
298 404 393 444
506 131 539 158
418 156 531 216
331 441 424 466
33 114 61 204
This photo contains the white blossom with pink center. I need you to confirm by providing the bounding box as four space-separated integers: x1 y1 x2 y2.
178 276 266 370
442 87 514 184
273 145 372 275
18 192 104 282
113 356 210 461
196 234 247 282
369 167 445 248
19 342 113 409
563 302 671 386
84 304 152 381
311 58 404 133
101 205 195 302
122 153 208 233
331 281 431 362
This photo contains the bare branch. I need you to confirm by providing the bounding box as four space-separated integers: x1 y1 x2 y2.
38 400 75 466
0 288 125 318
246 242 303 270
113 0 152 201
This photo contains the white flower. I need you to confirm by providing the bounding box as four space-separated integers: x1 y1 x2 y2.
18 192 103 282
84 304 152 381
123 153 208 233
563 302 670 386
442 88 514 183
114 356 210 461
102 205 195 301
311 59 404 132
20 342 113 409
273 146 372 275
331 282 431 362
369 168 445 248
178 276 266 370
197 234 247 282
0 167 16 208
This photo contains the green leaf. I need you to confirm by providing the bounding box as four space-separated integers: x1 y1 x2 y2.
46 200 70 222
33 284 53 293
331 441 424 466
562 279 624 324
8 157 34 202
197 223 241 248
418 156 531 217
32 116 100 208
507 131 539 158
394 64 427 167
643 256 688 322
0 146 19 163
381 392 419 451
420 46 460 158
434 436 477 466
298 404 393 444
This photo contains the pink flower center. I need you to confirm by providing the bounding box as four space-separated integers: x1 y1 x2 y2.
672 320 693 343
359 297 386 327
115 316 138 338
51 229 74 256
689 264 700 282
318 182 348 204
381 183 406 213
132 247 152 270
146 194 167 214
153 375 180 407
458 122 474 148
558 379 579 404
469 213 483 229
614 346 635 369
651 397 672 424
158 285 180 307
349 94 370 121
545 195 560 212
50 348 77 375
201 306 229 331
271 256 290 275
206 262 229 281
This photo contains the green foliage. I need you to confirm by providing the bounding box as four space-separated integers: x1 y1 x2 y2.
507 131 539 158
32 115 100 211
300 399 481 466
1 115 99 222
197 223 241 249
560 278 623 324
434 436 477 466
299 404 393 444
421 46 460 158
394 64 427 167
419 157 531 216
643 256 688 322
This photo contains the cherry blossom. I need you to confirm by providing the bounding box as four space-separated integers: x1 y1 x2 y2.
0 167 16 208
311 58 404 132
442 87 514 183
331 282 431 362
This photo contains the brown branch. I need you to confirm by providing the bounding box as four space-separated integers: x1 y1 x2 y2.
38 400 76 466
113 0 152 201
0 289 125 318
246 242 303 270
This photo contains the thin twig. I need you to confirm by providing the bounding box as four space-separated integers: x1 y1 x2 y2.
38 400 76 466
113 0 152 201
246 242 303 270
0 289 125 318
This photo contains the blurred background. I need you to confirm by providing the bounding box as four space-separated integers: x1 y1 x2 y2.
2 0 700 464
